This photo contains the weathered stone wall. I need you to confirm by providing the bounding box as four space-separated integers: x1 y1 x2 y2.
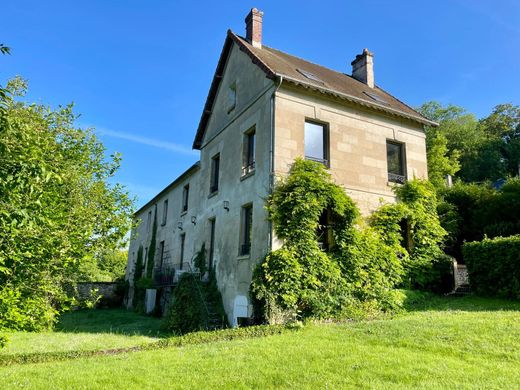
274 85 428 216
76 282 122 308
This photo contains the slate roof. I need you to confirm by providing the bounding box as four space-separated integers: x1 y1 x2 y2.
193 30 437 149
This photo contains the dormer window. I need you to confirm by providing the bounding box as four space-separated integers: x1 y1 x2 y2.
227 82 237 113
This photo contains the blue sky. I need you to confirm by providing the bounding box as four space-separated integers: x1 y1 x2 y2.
2 0 519 208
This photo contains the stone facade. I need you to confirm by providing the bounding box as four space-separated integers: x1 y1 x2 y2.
125 9 431 326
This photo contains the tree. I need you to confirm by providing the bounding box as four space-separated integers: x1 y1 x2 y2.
418 101 477 188
0 78 134 331
419 101 520 183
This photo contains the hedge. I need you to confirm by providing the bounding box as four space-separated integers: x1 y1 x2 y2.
463 235 520 299
0 324 296 366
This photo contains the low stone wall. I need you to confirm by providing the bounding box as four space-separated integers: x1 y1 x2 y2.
76 282 122 308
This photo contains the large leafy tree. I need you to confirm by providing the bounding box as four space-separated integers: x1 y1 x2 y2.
0 79 134 330
419 101 520 184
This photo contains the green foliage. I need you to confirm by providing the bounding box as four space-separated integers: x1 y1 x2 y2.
162 270 227 334
463 235 520 299
132 245 144 310
146 209 157 279
419 101 520 183
252 159 405 323
440 179 520 259
371 180 448 291
193 243 207 275
336 228 404 305
0 334 7 349
0 79 134 331
77 249 128 282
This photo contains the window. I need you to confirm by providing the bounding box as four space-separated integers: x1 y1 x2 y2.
159 241 165 268
210 154 220 194
386 141 406 184
242 127 256 176
239 204 253 256
161 199 168 225
227 82 236 113
304 121 329 165
179 234 186 270
209 218 216 272
317 210 331 251
296 68 323 84
182 184 189 212
146 210 152 232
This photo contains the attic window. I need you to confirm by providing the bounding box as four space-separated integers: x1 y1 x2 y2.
363 91 389 105
296 68 323 84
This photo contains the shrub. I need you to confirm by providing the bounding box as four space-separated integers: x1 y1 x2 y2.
162 274 207 333
162 269 227 334
0 334 8 349
252 159 405 323
463 235 520 299
370 179 447 291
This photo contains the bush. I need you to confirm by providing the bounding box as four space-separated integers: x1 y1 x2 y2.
162 274 207 333
463 235 520 299
370 180 447 292
0 334 8 349
162 270 227 334
252 159 405 323
413 254 455 294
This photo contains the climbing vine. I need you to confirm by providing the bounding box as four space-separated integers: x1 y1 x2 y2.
252 159 449 323
146 207 158 279
252 159 404 323
370 179 449 291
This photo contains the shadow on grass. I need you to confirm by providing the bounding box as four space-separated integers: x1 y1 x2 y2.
404 292 520 313
55 308 165 337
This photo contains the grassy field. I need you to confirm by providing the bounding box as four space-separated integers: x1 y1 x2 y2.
2 296 520 389
2 309 162 355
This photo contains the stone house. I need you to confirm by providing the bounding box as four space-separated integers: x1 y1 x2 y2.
125 8 435 326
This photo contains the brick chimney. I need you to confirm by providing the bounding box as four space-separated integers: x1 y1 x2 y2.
245 8 263 48
351 48 374 88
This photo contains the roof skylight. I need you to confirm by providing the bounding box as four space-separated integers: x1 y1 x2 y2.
363 91 389 105
296 68 323 83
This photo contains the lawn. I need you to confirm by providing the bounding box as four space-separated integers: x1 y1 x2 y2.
2 296 520 389
2 309 162 355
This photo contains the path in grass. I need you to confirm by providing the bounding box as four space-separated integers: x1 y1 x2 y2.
2 309 163 355
2 296 520 389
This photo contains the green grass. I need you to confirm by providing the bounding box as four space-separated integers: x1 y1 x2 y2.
2 309 162 355
2 296 520 389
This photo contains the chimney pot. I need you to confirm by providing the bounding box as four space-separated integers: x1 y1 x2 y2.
351 48 374 88
245 8 264 48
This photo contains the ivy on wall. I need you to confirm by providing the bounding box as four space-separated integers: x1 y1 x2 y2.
252 159 449 323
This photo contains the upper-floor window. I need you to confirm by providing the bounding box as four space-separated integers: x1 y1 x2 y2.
305 121 329 166
239 204 253 256
182 184 189 213
210 154 220 194
179 233 186 270
227 82 237 113
161 199 168 226
242 127 256 176
386 140 406 184
159 240 165 268
146 210 152 232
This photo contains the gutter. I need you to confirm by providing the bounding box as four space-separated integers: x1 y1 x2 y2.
267 75 283 253
277 74 439 128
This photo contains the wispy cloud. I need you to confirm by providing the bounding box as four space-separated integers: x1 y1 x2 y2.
95 127 197 156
